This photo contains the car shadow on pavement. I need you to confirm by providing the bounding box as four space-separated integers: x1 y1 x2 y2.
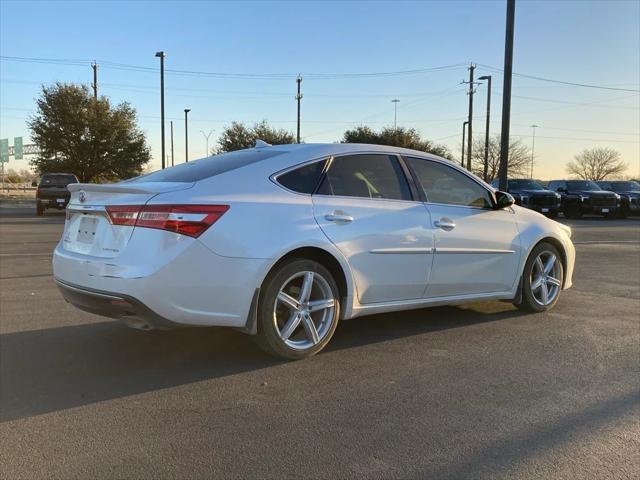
1 303 524 423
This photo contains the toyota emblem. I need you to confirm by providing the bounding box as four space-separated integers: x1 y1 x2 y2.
79 191 86 203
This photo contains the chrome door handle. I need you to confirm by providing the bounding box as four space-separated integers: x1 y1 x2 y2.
325 212 353 223
434 218 456 231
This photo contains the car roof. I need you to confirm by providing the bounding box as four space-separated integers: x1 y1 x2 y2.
259 142 448 159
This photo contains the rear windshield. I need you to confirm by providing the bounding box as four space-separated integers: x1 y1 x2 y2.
41 174 78 185
125 149 285 183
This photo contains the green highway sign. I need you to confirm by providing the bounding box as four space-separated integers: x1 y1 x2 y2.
14 137 23 160
0 139 8 163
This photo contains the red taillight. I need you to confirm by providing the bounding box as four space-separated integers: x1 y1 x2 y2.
106 204 229 238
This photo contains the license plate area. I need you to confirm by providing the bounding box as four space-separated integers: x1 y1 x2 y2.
602 208 610 213
57 198 65 204
77 216 99 244
541 208 549 213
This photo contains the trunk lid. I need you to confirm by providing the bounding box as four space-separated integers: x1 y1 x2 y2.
62 182 193 258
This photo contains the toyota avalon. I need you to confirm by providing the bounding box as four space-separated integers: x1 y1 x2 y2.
53 142 575 359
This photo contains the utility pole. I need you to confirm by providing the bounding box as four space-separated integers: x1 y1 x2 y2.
155 51 166 170
478 75 492 181
530 124 538 179
296 75 303 143
91 61 98 100
498 0 516 192
170 120 175 167
461 121 468 168
465 63 475 171
200 129 214 157
392 99 400 131
184 109 191 162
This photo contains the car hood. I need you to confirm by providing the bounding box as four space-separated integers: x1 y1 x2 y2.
571 190 617 196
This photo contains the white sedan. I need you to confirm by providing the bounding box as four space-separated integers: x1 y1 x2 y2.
53 142 575 359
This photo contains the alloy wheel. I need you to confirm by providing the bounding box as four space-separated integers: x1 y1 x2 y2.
530 251 562 306
273 271 336 350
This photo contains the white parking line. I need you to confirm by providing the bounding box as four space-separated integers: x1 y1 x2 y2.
573 240 640 245
0 253 52 257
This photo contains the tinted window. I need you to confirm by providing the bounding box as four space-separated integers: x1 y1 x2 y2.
567 180 600 191
41 174 78 185
277 159 327 194
548 181 565 191
126 149 285 183
508 179 545 190
406 157 492 208
317 154 411 201
609 181 640 192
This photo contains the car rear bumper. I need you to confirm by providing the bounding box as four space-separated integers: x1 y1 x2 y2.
55 278 181 330
52 230 270 329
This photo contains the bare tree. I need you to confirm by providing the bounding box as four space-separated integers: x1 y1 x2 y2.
566 147 627 181
470 135 531 180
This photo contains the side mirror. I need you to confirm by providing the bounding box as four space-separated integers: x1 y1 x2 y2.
495 191 515 209
31 181 37 187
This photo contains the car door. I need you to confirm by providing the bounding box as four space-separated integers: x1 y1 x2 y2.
404 157 522 298
312 153 434 304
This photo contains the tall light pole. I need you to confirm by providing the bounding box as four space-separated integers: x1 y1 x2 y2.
498 0 516 192
478 75 492 181
461 121 469 168
170 120 175 167
155 51 166 170
466 63 475 172
296 75 303 143
184 109 191 163
530 124 538 179
200 129 214 157
391 99 400 131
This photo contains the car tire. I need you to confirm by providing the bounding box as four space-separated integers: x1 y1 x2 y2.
563 207 582 219
253 259 340 360
515 242 564 313
547 212 558 219
36 202 44 216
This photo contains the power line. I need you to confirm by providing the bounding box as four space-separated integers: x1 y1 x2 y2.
476 63 640 93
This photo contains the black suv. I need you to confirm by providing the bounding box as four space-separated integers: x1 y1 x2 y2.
33 173 79 216
596 180 640 217
548 179 619 219
491 178 561 217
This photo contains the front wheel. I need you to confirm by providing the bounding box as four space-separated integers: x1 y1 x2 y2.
515 242 564 313
254 259 340 360
36 202 44 216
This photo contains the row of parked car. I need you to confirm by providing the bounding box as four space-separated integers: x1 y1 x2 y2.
492 178 640 219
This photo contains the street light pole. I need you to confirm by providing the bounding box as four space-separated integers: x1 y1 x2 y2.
530 124 538 179
155 51 166 170
296 75 303 143
200 129 214 157
391 99 400 131
170 120 174 167
498 0 516 192
461 121 469 168
184 109 191 163
478 75 492 181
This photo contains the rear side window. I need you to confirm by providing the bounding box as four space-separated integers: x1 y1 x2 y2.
126 149 285 183
41 174 78 185
316 154 411 201
277 159 327 194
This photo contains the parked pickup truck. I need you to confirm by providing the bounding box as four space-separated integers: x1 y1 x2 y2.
596 180 640 217
548 179 620 219
491 178 561 217
33 173 79 216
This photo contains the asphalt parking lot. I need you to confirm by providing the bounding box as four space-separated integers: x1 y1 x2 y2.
1 203 639 479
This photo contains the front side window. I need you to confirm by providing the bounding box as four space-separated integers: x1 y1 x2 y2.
276 159 327 194
405 157 492 208
567 180 600 191
316 154 412 201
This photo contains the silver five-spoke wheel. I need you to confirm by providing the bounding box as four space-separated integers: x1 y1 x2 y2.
530 251 562 306
274 271 336 350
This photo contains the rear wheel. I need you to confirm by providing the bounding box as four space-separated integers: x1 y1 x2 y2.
36 202 44 216
515 242 564 313
563 207 582 219
254 259 340 360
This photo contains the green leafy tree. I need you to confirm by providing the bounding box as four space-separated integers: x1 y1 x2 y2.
216 121 296 153
469 135 532 181
566 147 627 181
28 83 150 182
341 125 452 159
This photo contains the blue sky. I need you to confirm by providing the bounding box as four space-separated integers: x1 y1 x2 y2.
1 0 638 178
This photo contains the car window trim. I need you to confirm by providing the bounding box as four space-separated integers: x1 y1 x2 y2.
401 154 497 209
313 152 415 202
270 156 331 196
